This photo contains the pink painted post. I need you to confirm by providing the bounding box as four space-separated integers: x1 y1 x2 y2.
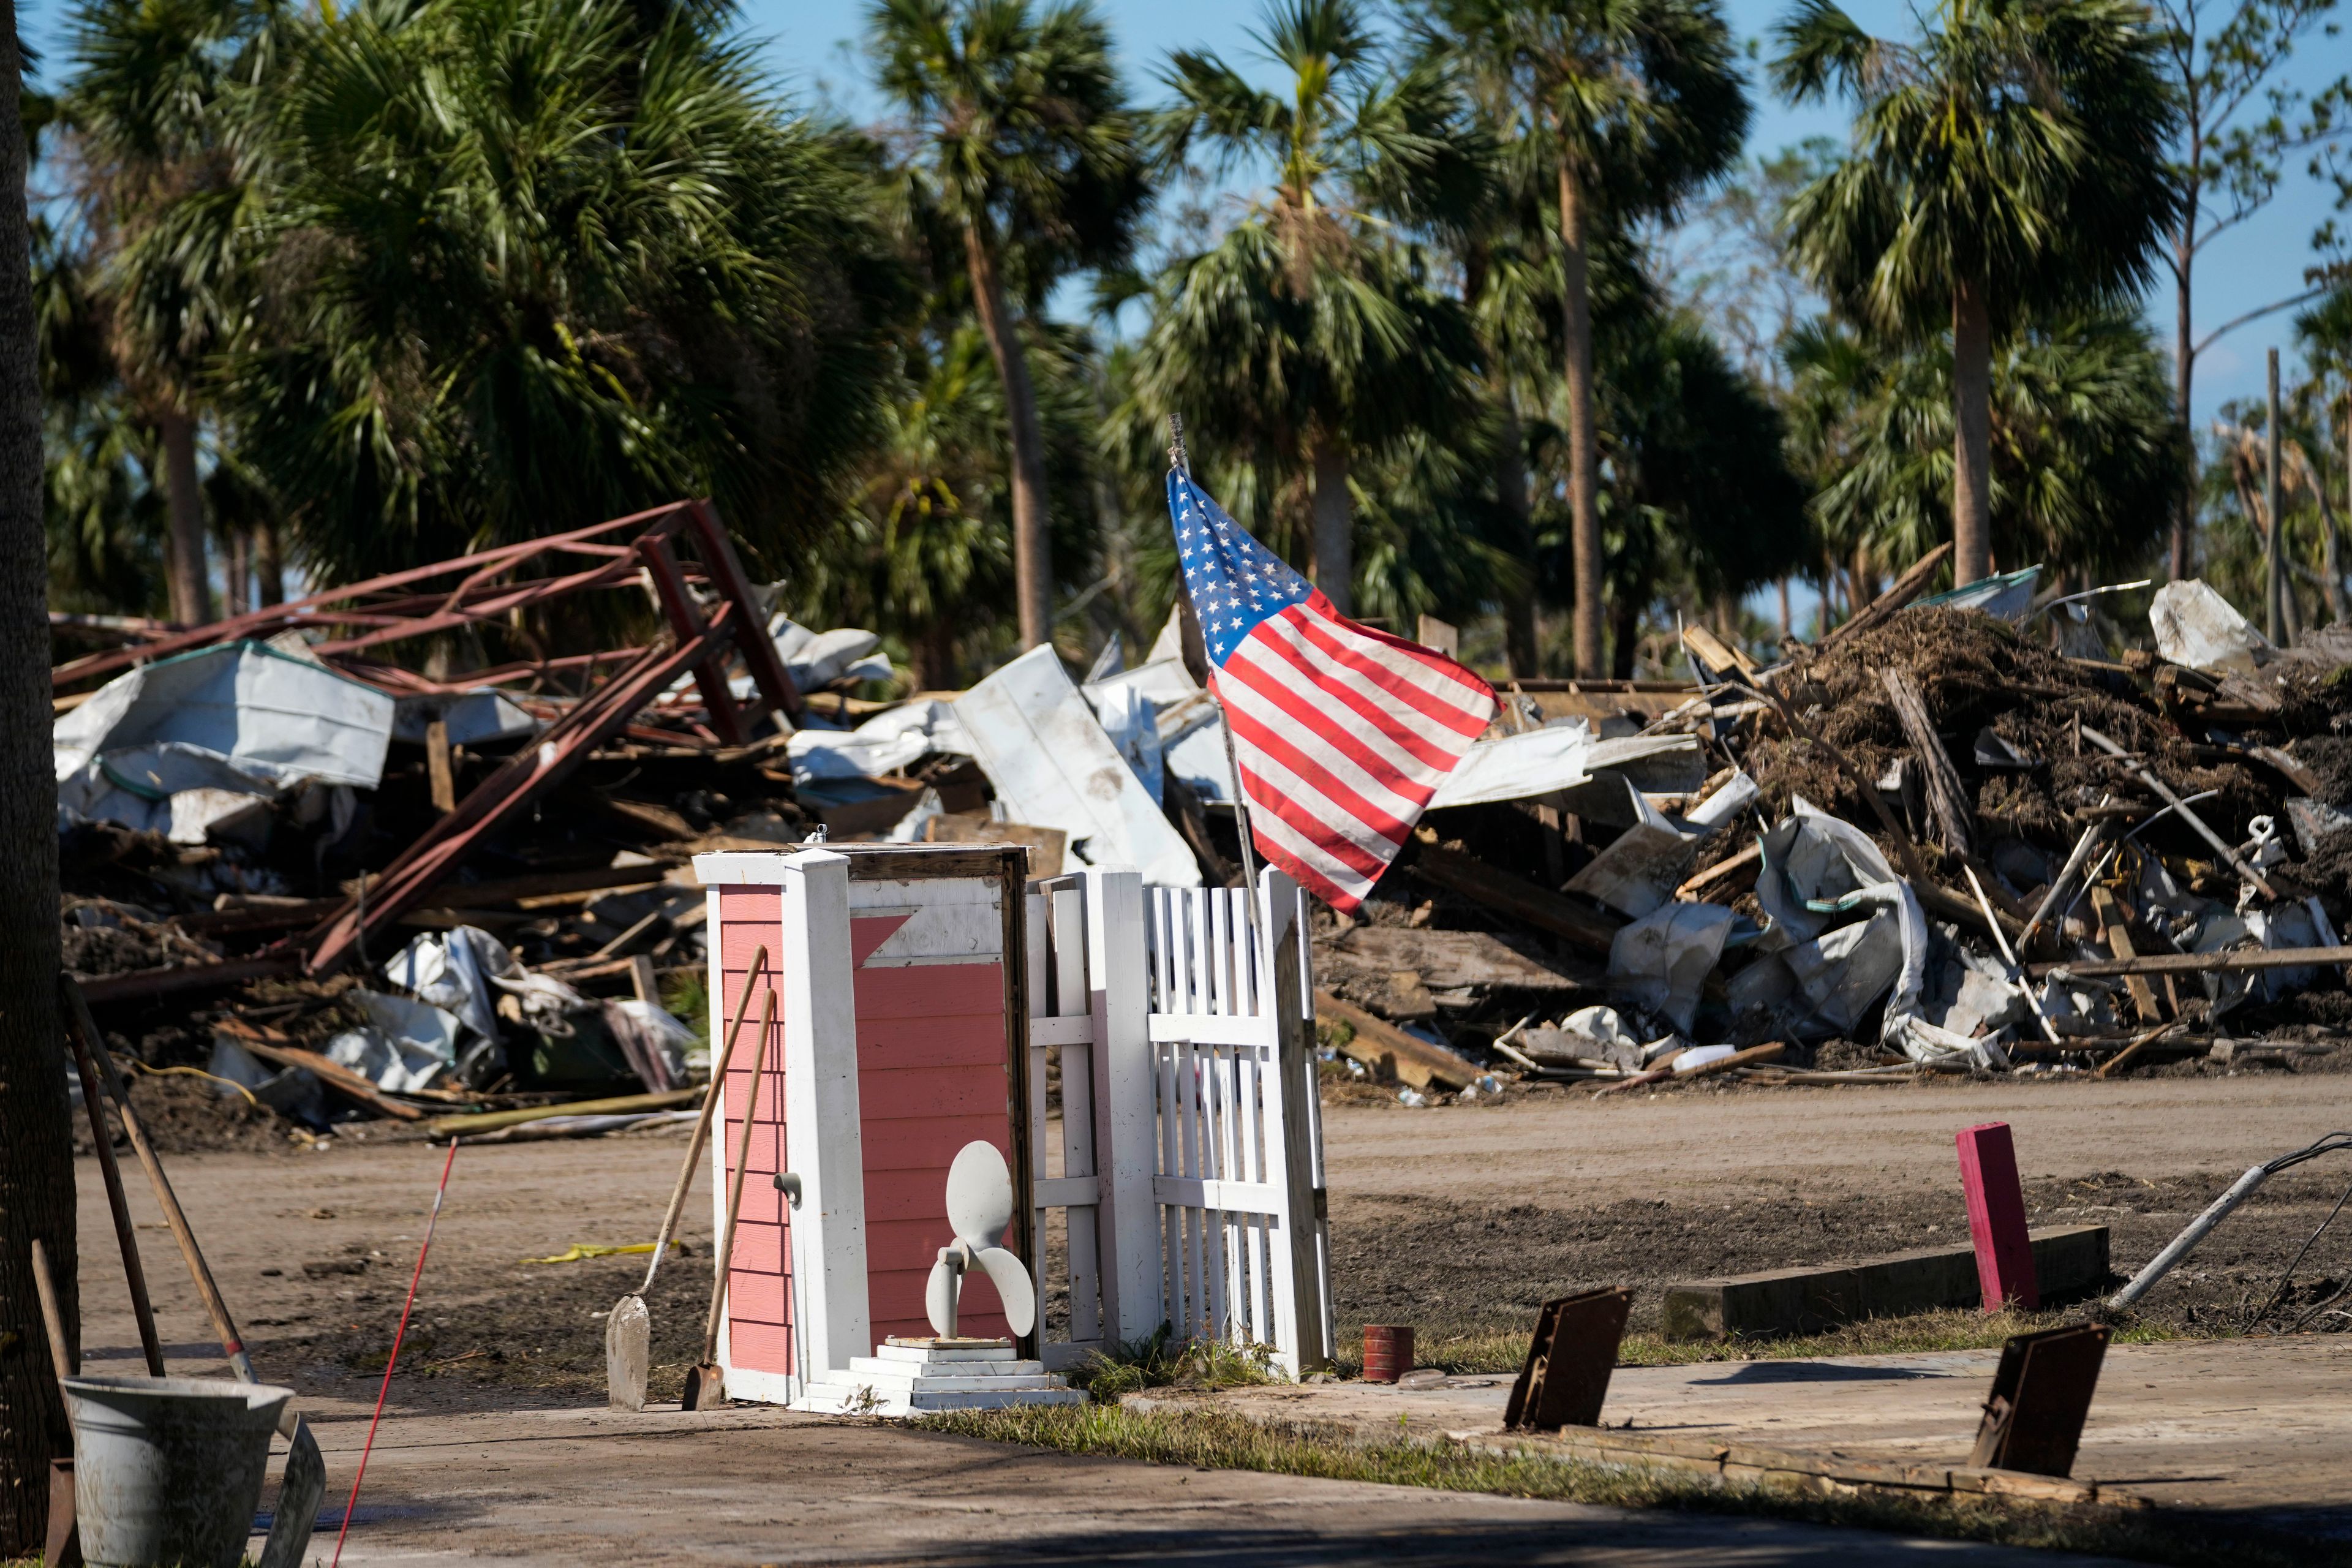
1955 1121 2038 1311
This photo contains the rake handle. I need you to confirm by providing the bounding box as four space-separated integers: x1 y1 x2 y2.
701 988 774 1364
638 946 769 1295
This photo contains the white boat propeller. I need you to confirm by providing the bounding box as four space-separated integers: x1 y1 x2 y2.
925 1141 1035 1338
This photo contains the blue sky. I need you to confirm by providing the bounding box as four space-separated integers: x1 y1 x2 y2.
747 0 2344 428
19 0 2343 425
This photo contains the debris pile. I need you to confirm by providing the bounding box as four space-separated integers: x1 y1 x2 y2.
57 508 2352 1139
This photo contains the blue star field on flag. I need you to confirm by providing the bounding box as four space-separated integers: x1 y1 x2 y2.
1166 470 1314 665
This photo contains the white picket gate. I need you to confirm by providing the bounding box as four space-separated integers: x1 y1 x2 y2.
1022 868 1333 1377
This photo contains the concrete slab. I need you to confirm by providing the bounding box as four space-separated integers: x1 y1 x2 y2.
292 1403 2147 1566
1184 1336 2352 1539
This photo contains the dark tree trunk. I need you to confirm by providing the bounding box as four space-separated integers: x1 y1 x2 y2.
1308 431 1351 616
963 222 1053 650
1558 158 1602 678
1495 396 1538 676
1608 594 1640 681
0 4 75 1550
255 517 284 606
160 409 209 625
1951 277 1993 587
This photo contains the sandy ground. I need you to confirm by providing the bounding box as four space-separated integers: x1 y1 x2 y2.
59 1071 2352 1559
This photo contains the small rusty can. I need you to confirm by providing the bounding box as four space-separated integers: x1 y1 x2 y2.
1362 1324 1414 1383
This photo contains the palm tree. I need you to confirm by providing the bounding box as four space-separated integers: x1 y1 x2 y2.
1785 309 2186 583
1133 0 1480 617
221 0 902 584
0 5 74 1555
870 0 1147 651
1420 0 1747 676
1773 0 2180 588
60 0 269 625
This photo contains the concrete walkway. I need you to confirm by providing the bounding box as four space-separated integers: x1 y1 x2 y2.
1185 1336 2352 1539
299 1403 2144 1566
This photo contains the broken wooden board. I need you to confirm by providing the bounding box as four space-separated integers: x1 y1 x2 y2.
1313 992 1483 1090
1319 927 1599 993
1406 842 1623 957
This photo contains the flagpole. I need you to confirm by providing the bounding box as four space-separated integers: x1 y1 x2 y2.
1170 416 1268 952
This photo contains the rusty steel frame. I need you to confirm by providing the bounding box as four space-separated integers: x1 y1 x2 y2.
60 500 808 990
52 501 804 730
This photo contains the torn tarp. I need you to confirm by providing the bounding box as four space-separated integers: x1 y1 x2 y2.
789 698 968 783
1608 902 1736 1034
383 925 584 1041
952 646 1200 886
1754 799 1985 1063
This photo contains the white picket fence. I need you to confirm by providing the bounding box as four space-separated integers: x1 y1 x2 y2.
1022 868 1334 1376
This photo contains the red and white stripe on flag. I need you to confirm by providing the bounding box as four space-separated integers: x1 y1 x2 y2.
1215 590 1496 911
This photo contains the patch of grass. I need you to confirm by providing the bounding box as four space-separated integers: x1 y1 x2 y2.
1072 1325 1282 1402
1339 1309 2188 1378
914 1402 2334 1567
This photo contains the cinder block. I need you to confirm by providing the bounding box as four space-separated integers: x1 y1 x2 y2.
1661 1225 2109 1341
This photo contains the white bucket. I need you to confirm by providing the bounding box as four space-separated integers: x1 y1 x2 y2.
62 1374 293 1568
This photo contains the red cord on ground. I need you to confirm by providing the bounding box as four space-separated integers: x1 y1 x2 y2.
331 1139 459 1568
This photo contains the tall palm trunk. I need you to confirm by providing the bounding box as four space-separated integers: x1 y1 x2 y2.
0 6 74 1551
1557 159 1603 677
1495 396 1538 674
160 407 211 625
1951 277 1993 587
1308 431 1352 616
962 223 1053 650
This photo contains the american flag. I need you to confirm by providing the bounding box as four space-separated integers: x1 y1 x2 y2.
1167 469 1496 911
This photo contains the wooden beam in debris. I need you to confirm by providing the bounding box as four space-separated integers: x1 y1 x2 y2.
1821 542 1953 649
1313 992 1483 1090
1879 667 1975 859
2027 945 2352 979
1406 842 1623 957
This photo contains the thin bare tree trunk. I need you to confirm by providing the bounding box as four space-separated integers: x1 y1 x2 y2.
1951 278 1993 587
0 5 74 1549
1308 432 1351 617
963 224 1052 650
1777 577 1792 639
160 408 209 625
255 516 284 606
2171 220 2196 581
1558 159 1603 677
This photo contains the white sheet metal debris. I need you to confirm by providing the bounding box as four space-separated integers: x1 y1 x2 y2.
952 646 1202 886
2150 580 2272 677
56 641 395 787
1563 769 1757 919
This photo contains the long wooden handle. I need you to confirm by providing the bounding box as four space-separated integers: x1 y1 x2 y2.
637 946 768 1295
61 973 258 1387
701 989 774 1362
61 997 166 1376
29 1238 75 1389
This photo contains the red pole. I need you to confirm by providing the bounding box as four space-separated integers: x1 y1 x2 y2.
331 1140 459 1566
1955 1121 2038 1311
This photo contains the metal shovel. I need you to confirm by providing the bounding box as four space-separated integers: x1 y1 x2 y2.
607 947 769 1410
682 987 775 1410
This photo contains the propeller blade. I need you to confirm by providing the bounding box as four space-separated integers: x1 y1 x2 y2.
945 1140 1014 1246
925 1256 958 1340
973 1246 1035 1337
